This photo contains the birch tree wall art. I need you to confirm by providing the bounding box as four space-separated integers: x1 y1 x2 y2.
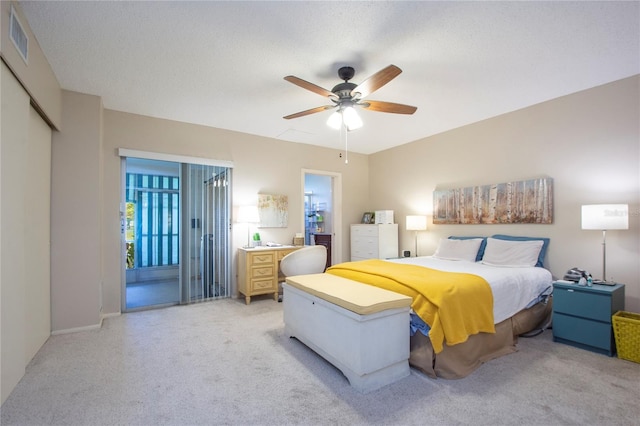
257 194 288 227
433 178 553 224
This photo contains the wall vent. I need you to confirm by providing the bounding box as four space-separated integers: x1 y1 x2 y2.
10 6 28 64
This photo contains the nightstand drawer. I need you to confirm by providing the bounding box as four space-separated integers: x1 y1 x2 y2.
251 278 275 292
277 249 296 261
554 287 614 323
553 313 614 351
250 253 274 265
552 281 625 356
250 266 274 279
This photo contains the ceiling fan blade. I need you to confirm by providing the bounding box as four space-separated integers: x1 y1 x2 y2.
352 65 402 99
360 100 417 115
284 76 337 99
283 105 336 120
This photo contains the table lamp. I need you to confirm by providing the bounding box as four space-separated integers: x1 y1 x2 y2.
237 205 260 248
581 204 628 283
406 215 427 257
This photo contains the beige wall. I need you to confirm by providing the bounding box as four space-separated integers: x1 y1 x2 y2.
50 90 103 331
370 76 640 312
100 109 369 315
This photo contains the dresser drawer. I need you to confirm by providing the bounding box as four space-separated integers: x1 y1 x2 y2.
251 265 274 280
250 278 275 292
351 235 377 249
351 249 379 259
277 249 297 261
554 287 614 323
351 244 378 259
250 252 274 265
553 313 614 351
350 223 398 261
351 225 378 237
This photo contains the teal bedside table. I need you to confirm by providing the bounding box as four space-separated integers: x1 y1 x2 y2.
552 281 625 356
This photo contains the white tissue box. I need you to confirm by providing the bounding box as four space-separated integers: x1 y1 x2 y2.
374 210 394 224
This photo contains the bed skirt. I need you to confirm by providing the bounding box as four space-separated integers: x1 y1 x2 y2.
409 298 553 379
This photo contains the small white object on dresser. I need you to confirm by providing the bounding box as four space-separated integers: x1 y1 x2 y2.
374 210 394 224
350 223 399 261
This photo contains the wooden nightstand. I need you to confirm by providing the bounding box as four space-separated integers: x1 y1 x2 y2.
552 281 625 356
237 246 301 304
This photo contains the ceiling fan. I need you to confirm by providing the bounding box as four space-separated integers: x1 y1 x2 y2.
283 65 417 129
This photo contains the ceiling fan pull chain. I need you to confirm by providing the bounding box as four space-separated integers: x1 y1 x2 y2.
343 122 349 164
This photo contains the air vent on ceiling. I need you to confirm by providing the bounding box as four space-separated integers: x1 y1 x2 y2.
9 6 28 64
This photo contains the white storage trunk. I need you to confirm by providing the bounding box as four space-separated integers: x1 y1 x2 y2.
283 274 411 393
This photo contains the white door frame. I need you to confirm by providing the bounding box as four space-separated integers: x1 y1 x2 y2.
301 169 342 266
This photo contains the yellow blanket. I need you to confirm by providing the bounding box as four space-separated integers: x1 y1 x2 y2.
326 260 495 353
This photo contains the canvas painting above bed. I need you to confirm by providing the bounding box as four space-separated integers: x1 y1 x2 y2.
433 177 553 224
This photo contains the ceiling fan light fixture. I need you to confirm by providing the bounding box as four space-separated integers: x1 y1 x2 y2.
343 106 363 131
326 110 343 130
326 107 363 131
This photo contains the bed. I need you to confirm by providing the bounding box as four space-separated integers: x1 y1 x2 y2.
326 235 553 379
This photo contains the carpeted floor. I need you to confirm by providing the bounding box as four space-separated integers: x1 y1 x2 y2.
2 297 639 425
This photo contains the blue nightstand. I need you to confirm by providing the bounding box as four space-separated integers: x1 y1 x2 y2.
552 281 625 356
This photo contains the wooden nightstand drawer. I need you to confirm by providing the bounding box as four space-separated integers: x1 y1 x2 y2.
251 278 275 292
277 249 297 261
553 313 614 352
251 266 274 279
554 287 614 323
250 253 274 265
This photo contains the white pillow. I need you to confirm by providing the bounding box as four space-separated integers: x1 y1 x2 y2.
481 237 544 267
433 238 483 262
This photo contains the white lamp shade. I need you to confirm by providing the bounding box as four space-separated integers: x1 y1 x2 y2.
406 215 427 231
342 106 363 131
581 204 628 230
327 107 363 131
237 205 260 224
326 111 342 130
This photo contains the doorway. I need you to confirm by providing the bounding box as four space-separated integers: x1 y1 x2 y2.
302 169 342 267
121 155 232 311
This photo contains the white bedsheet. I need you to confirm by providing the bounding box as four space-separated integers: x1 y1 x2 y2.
388 256 552 324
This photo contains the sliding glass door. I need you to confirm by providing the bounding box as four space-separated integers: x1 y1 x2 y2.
122 156 231 311
181 164 231 302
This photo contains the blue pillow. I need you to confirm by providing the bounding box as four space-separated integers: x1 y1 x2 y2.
448 236 487 262
490 235 550 267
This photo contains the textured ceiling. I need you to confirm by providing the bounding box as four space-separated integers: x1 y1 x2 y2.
19 1 640 154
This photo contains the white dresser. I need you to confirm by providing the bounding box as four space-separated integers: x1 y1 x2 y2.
350 223 398 261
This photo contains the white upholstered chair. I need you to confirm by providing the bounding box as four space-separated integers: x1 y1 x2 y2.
278 245 327 301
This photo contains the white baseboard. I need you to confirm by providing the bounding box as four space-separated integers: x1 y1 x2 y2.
51 320 102 335
102 312 121 320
